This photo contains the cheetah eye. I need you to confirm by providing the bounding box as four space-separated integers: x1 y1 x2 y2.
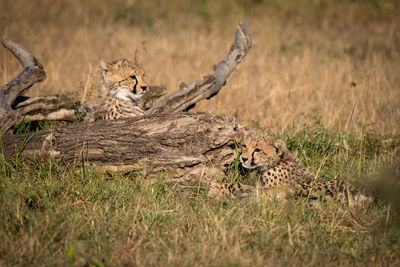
242 144 246 149
254 148 261 153
130 75 137 80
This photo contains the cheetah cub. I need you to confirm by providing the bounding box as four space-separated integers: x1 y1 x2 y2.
209 134 371 206
93 59 148 120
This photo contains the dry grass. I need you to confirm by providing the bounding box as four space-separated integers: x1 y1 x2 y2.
1 1 400 266
1 0 399 134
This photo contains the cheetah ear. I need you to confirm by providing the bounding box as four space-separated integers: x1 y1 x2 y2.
99 60 109 73
273 140 287 157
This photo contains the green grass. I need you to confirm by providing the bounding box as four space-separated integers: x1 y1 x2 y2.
1 124 399 266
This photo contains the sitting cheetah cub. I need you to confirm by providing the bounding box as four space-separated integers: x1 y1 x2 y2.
209 134 371 206
93 58 148 120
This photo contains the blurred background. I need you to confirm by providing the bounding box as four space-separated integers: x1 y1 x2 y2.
1 0 399 134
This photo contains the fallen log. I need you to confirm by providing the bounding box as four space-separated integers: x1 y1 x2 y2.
2 112 247 182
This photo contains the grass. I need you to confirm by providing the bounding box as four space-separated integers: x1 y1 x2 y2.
0 124 399 266
1 0 400 265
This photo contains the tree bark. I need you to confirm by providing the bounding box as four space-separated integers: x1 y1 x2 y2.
2 112 247 182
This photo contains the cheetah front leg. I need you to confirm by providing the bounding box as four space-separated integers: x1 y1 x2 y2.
208 181 256 200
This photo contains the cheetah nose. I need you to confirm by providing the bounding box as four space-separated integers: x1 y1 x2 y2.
141 86 147 92
241 157 248 162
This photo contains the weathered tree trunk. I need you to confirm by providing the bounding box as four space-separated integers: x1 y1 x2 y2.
2 113 248 182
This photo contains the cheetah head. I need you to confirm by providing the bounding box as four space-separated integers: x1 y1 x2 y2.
100 58 148 100
240 134 287 171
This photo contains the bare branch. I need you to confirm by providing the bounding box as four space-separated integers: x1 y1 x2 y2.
23 109 76 122
0 38 46 133
0 38 46 107
146 20 251 115
140 85 167 109
14 95 90 122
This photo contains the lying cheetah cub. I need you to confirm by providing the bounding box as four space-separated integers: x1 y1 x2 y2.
93 59 148 120
209 134 371 206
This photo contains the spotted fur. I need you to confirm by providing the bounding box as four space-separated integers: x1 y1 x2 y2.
208 181 253 200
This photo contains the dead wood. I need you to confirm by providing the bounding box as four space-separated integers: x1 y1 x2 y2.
0 38 46 133
0 39 93 132
140 85 167 109
2 112 247 182
145 20 251 115
14 95 84 121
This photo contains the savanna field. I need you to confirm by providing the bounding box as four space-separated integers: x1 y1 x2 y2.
1 0 400 265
